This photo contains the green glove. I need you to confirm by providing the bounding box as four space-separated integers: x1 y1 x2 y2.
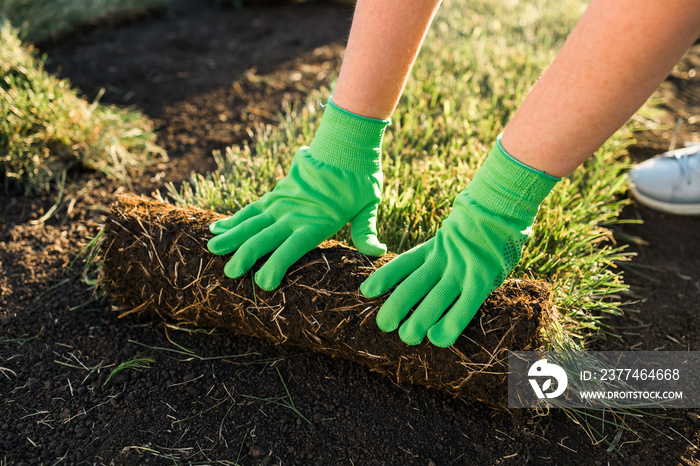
207 99 390 291
360 136 560 347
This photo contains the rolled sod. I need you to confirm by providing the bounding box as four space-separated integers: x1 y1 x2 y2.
101 195 556 408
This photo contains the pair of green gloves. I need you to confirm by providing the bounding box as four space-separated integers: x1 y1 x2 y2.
208 100 559 348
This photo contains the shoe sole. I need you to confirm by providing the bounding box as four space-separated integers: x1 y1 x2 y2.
629 185 700 215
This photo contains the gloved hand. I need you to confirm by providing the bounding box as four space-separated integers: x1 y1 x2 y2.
360 136 560 347
207 99 390 291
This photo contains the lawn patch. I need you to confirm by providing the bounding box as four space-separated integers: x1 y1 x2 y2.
0 21 164 194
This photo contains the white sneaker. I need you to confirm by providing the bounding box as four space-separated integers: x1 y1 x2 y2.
627 143 700 215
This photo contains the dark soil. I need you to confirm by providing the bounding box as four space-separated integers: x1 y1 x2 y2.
1 1 699 464
42 0 350 190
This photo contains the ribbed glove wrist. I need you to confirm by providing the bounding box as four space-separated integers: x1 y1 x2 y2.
309 99 391 174
468 135 561 226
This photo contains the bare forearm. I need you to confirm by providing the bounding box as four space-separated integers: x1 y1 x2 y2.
332 0 442 119
501 0 700 177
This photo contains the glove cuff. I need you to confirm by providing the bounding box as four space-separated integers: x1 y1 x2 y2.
467 135 561 225
309 98 390 174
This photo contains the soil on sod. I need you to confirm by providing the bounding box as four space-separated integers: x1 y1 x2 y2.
1 1 700 464
101 195 554 409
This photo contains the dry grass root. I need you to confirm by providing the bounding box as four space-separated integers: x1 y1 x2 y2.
101 195 558 408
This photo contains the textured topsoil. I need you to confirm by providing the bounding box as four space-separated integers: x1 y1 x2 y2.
1 1 700 464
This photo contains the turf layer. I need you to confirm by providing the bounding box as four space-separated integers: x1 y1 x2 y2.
102 195 557 408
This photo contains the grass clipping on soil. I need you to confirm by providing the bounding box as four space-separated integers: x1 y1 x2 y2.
102 195 557 408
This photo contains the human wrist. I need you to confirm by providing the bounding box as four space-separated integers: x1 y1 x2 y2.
309 98 391 174
466 135 561 225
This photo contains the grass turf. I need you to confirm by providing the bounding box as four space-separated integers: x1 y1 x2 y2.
101 195 556 408
0 20 164 194
169 0 647 350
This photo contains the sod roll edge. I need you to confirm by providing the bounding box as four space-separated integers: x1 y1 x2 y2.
101 194 558 408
